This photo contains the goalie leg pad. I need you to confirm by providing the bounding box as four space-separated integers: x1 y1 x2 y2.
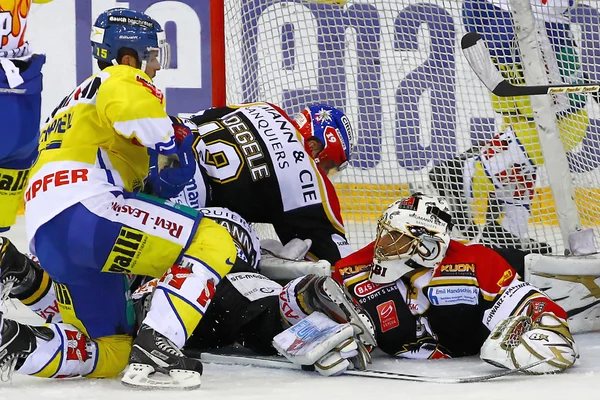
314 337 356 376
261 238 312 261
260 253 331 281
272 311 366 377
279 275 376 347
525 253 600 333
317 276 377 347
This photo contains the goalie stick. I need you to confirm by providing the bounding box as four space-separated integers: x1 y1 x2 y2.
191 351 551 384
461 31 600 97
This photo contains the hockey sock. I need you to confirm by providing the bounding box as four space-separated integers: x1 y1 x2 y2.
142 262 219 348
16 323 97 378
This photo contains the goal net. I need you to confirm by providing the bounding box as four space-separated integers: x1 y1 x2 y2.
217 0 600 254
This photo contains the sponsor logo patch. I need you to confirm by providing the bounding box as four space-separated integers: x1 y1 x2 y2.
26 169 88 201
102 227 146 274
376 300 399 332
354 280 384 297
439 263 475 276
226 272 282 302
136 75 164 103
337 264 369 277
0 170 29 194
427 285 479 306
65 330 89 362
497 269 514 287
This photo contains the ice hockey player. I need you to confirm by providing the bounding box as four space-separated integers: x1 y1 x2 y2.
0 206 285 360
130 206 285 356
430 0 587 254
0 0 52 298
0 8 237 389
273 193 578 376
150 102 356 264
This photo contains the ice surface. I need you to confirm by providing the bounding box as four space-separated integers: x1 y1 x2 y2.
2 218 600 399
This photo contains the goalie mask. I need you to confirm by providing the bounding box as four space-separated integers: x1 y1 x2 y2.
293 104 356 175
370 194 453 284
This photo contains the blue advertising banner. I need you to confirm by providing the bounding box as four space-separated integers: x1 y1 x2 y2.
57 0 600 172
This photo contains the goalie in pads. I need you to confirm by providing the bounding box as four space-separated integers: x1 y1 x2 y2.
277 193 578 375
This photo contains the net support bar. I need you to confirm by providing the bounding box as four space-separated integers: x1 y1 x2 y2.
510 0 582 251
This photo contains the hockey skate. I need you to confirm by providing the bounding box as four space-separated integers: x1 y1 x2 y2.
297 275 377 347
0 237 43 302
0 318 52 381
122 324 203 389
479 221 552 254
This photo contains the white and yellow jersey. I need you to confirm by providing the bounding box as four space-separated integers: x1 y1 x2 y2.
0 0 52 57
25 64 175 249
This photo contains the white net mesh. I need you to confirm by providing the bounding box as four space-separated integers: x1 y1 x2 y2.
222 0 600 254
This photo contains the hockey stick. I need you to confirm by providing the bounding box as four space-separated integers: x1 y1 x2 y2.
461 31 600 97
195 351 551 384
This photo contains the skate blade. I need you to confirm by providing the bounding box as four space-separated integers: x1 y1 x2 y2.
121 363 201 390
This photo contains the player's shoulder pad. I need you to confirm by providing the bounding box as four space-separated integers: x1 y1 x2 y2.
332 242 375 283
445 241 516 292
101 65 165 104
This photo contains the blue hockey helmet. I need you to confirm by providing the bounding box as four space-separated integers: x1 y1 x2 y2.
90 8 170 71
293 104 356 173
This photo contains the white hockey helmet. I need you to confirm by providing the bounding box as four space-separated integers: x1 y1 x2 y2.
370 193 453 284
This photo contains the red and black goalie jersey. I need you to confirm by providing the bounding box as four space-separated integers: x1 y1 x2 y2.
333 240 567 358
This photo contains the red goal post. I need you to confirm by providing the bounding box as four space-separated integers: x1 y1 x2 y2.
210 0 227 107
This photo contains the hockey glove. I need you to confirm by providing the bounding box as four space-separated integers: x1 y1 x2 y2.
480 312 578 374
273 311 371 377
261 238 313 260
147 134 196 199
170 115 193 144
